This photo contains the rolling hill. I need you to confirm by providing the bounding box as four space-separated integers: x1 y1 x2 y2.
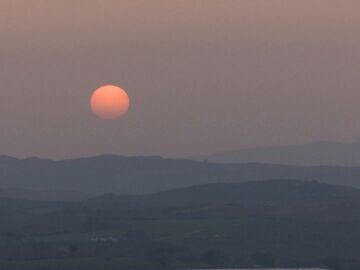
85 179 360 221
2 154 360 196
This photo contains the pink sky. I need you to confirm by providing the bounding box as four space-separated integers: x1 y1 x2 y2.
1 1 360 158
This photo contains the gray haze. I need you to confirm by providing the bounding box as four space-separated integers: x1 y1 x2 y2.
1 1 360 159
198 141 360 166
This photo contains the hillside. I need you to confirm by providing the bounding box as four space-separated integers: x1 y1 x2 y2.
86 179 360 220
2 155 360 196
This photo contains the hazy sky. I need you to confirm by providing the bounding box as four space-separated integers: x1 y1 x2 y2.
2 0 360 159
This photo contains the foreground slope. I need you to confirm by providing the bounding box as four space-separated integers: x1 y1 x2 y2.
1 179 360 269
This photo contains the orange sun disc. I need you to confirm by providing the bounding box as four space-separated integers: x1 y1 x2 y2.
90 85 130 119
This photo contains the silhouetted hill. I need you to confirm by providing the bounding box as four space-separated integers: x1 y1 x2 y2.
5 179 360 231
85 179 360 220
2 154 360 195
198 141 360 166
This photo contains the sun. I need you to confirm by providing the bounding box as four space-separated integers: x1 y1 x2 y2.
90 85 130 119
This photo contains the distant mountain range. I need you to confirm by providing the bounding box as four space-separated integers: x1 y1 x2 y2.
2 154 360 198
196 141 360 166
